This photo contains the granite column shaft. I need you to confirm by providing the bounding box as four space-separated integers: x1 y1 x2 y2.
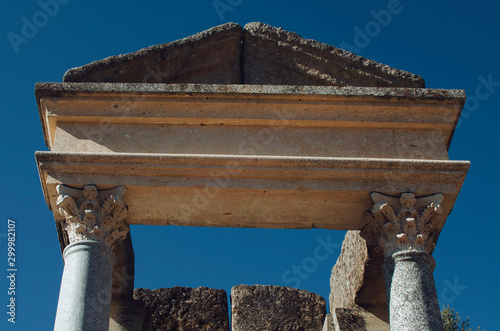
54 240 116 331
364 192 445 331
383 250 443 331
53 185 129 331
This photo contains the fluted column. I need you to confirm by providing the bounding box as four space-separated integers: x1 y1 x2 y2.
363 192 444 331
54 185 129 331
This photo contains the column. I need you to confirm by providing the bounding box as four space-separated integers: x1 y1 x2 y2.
53 185 129 331
363 192 444 331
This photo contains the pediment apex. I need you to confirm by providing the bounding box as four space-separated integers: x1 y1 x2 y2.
63 22 424 88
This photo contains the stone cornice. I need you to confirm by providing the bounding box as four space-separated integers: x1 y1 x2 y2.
363 192 443 257
37 152 467 230
35 83 465 151
35 82 465 100
56 185 129 248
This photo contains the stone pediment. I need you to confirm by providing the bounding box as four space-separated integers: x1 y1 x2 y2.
63 22 424 88
40 21 469 331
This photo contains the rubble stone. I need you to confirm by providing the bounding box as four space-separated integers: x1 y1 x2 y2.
231 284 326 331
133 286 229 331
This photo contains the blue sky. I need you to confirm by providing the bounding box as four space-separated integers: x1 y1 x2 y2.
1 0 499 329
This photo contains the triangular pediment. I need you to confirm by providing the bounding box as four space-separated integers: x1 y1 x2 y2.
63 22 424 88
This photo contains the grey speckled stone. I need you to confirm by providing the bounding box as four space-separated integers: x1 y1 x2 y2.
63 23 242 84
382 251 443 331
35 82 465 102
54 241 115 331
242 22 425 88
133 286 229 331
231 285 326 331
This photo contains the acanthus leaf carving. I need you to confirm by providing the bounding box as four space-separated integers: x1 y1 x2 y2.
366 192 443 257
56 185 129 248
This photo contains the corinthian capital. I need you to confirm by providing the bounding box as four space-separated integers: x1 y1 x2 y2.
363 192 443 257
56 185 129 248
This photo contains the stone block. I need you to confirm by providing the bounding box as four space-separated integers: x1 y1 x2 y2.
36 82 468 231
133 286 229 331
242 22 425 87
231 284 326 331
329 231 389 330
323 308 391 331
63 22 242 84
109 298 148 331
333 308 367 331
62 21 425 88
109 232 147 330
111 232 135 301
322 314 333 331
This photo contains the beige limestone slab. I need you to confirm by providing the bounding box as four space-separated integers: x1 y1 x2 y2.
36 152 469 230
52 123 449 159
35 83 468 231
36 83 465 156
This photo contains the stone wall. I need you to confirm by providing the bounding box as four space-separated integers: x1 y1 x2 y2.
132 285 326 331
134 286 230 331
231 285 326 331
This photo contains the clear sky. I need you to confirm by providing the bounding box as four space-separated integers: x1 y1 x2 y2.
1 0 499 330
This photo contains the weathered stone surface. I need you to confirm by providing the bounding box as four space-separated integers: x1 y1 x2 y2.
329 231 389 330
62 22 425 88
323 308 391 331
63 22 242 84
330 231 368 309
322 314 333 331
56 184 129 248
334 308 367 331
54 200 142 330
231 284 326 331
382 252 443 331
35 81 468 232
109 233 146 330
111 232 135 301
330 231 387 310
364 192 445 330
242 22 425 87
363 192 444 257
133 286 229 331
109 298 147 331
